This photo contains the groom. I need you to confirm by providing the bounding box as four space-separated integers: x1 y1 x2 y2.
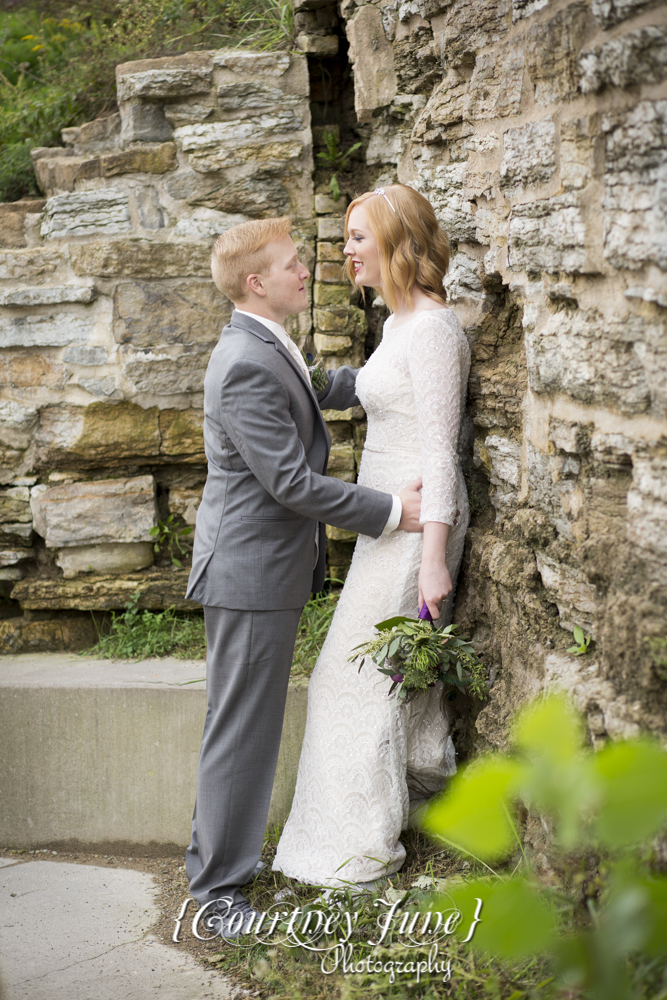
184 216 423 934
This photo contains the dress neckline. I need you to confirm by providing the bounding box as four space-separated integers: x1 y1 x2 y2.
386 306 450 332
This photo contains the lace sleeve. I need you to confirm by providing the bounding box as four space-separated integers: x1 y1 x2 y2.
407 311 467 525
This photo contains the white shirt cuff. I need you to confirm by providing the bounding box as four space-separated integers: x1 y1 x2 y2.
382 495 402 535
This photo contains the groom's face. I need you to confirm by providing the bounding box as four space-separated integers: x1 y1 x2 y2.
255 235 310 322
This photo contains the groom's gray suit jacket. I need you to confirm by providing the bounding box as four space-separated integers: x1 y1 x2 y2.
186 309 393 610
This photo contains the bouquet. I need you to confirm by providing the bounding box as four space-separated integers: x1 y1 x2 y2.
349 604 487 704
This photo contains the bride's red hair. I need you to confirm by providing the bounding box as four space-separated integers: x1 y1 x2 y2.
344 184 450 313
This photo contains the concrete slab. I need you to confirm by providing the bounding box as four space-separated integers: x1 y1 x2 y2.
0 653 307 847
0 860 236 1000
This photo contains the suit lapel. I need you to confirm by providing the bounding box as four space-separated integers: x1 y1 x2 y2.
229 310 329 439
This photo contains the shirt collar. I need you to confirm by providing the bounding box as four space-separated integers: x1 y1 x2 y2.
235 309 288 346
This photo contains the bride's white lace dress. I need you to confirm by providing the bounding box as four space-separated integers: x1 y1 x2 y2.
273 307 471 886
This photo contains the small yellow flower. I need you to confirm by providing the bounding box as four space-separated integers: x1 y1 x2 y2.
21 34 37 40
31 44 45 51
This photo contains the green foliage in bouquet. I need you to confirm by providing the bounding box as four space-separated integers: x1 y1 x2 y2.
424 695 667 1000
349 614 487 703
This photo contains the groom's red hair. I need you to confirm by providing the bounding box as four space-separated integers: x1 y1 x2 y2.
211 217 293 302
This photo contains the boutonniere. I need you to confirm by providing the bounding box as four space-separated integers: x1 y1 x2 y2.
302 350 329 393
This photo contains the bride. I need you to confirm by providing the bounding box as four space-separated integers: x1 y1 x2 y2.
273 184 471 887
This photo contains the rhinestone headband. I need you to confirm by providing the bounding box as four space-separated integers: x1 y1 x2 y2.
374 187 396 213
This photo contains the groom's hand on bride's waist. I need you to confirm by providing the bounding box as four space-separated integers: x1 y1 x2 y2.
398 478 423 532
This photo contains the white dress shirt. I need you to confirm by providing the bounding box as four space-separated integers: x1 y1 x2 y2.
234 309 402 534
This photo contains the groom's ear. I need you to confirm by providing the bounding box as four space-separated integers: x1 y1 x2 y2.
245 272 266 298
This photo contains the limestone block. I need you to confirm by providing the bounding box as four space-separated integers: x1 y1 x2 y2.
314 308 348 332
535 551 598 618
327 444 355 472
35 402 161 469
499 118 556 192
561 116 596 191
70 241 211 278
601 100 667 272
321 406 365 422
0 353 69 390
119 104 173 145
172 209 248 239
63 345 108 366
101 143 177 176
314 283 349 307
543 651 641 740
78 376 121 399
0 201 46 249
580 26 667 93
41 189 131 240
512 0 550 21
484 434 521 487
0 487 31 524
415 164 476 242
117 66 212 101
31 475 157 548
436 0 511 70
487 540 539 589
113 280 230 347
317 217 345 240
10 568 197 611
524 2 589 105
216 81 300 110
508 194 587 273
525 308 662 415
0 248 65 281
314 194 347 214
317 241 345 262
63 113 121 153
297 33 339 56
159 409 204 460
413 80 467 143
0 548 34 567
211 50 290 76
444 252 483 301
0 286 96 307
168 487 202 525
315 261 345 283
465 48 525 121
591 0 660 28
33 155 95 195
0 402 38 472
193 172 292 218
314 334 353 355
0 313 92 349
366 122 406 165
164 102 216 126
346 5 398 121
175 115 303 171
627 451 667 559
0 522 33 548
122 346 211 395
55 542 154 578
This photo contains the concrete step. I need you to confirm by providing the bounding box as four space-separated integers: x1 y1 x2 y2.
0 653 307 850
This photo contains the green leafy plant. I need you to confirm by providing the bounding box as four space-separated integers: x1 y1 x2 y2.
350 614 488 702
149 515 192 569
424 694 667 1000
647 636 667 681
316 129 363 201
291 583 341 679
91 591 207 660
568 625 592 656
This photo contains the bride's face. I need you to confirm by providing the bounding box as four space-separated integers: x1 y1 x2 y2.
344 204 382 288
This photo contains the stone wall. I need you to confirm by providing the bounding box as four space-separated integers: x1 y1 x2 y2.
0 49 320 650
314 0 667 748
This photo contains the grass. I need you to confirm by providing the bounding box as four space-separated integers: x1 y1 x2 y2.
0 0 295 202
197 828 557 1000
90 585 341 671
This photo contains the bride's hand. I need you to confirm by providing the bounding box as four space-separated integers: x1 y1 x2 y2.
418 561 453 620
418 521 452 619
